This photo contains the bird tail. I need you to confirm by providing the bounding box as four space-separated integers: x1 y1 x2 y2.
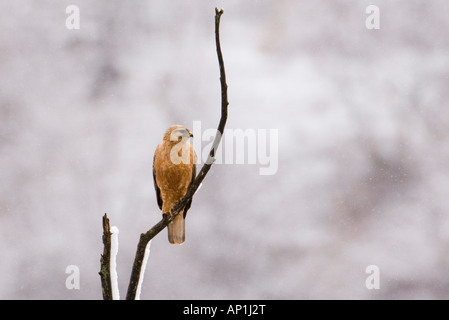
168 212 185 245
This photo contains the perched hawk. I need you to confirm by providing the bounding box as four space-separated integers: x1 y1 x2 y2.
153 125 196 244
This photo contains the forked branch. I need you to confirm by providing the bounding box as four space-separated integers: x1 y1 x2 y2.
124 8 229 300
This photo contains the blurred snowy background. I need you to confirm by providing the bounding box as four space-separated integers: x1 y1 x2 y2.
1 0 448 299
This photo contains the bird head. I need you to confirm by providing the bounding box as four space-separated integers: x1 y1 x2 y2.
164 125 193 144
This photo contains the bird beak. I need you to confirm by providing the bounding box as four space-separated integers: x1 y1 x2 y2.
188 130 193 138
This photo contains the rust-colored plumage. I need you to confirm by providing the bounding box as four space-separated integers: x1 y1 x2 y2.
153 125 196 244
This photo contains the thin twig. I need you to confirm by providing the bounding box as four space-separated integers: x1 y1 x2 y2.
99 213 113 300
125 8 228 300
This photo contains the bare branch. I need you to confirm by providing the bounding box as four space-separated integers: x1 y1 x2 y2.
99 213 113 300
125 8 229 300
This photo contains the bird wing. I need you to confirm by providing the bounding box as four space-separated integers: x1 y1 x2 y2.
153 151 163 210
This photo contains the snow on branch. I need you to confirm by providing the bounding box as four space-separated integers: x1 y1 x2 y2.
110 226 120 300
135 240 152 300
